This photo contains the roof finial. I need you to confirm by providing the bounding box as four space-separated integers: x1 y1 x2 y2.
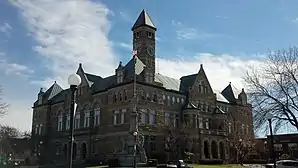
229 82 231 85
39 88 43 93
54 81 56 84
79 63 82 68
200 64 203 69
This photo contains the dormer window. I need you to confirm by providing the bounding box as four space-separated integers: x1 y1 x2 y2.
117 71 123 84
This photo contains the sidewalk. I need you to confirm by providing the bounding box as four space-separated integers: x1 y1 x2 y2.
243 164 265 168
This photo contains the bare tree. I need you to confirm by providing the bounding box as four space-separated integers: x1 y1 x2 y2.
230 135 254 165
244 46 298 132
21 130 32 139
0 125 21 139
0 86 8 117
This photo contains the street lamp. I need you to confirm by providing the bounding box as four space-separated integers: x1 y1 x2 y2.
133 131 138 168
67 74 81 168
265 113 276 168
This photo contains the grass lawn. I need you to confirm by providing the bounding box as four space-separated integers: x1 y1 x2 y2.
191 164 245 168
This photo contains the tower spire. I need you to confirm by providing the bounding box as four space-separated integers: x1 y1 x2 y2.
131 10 156 31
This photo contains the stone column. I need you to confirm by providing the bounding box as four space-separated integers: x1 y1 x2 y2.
209 141 212 159
201 140 205 159
217 141 221 159
225 141 229 160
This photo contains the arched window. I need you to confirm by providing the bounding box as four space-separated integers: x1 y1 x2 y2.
74 107 80 129
66 110 70 130
84 110 90 127
57 110 63 131
94 106 101 126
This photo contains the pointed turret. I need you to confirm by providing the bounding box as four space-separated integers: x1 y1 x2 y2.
131 9 156 31
117 61 124 69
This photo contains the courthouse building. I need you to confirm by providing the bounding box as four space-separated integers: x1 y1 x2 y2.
31 10 254 164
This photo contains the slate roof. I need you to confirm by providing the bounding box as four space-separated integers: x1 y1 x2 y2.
155 73 180 91
34 82 63 106
132 9 156 31
35 58 239 106
179 74 197 92
221 82 241 104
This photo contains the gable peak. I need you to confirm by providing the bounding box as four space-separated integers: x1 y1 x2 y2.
117 61 124 69
131 9 156 31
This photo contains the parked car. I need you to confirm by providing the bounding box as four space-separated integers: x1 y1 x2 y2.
165 160 193 168
265 160 298 168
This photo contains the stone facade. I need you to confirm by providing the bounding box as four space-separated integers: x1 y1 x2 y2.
31 10 254 165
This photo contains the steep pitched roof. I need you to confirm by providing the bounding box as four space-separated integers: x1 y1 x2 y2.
221 82 241 104
34 82 63 106
47 82 63 100
179 74 197 92
131 9 156 31
155 73 180 91
91 75 116 92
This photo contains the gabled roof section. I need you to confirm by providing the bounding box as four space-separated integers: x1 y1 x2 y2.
221 82 240 103
123 56 145 80
179 74 197 92
47 82 63 100
91 75 116 93
214 89 229 103
196 64 213 93
85 73 102 83
131 9 156 31
39 81 63 101
155 73 180 91
77 63 103 87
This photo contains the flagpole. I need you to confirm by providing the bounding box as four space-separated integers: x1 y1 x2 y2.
133 55 138 168
133 55 137 113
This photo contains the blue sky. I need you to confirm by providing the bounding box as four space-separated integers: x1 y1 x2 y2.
0 0 298 135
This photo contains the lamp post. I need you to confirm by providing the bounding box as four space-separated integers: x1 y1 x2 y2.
265 113 276 168
133 131 138 168
67 74 81 168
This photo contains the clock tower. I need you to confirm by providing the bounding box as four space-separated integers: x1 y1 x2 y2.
132 10 156 84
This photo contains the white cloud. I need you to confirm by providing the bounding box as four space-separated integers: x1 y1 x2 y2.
157 53 262 91
11 0 118 88
119 11 133 23
0 23 12 36
0 54 33 77
113 42 132 51
215 15 229 20
171 20 223 40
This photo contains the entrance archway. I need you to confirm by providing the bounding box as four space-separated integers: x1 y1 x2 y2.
81 143 87 160
211 141 218 159
219 142 225 159
73 143 77 160
204 141 209 158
